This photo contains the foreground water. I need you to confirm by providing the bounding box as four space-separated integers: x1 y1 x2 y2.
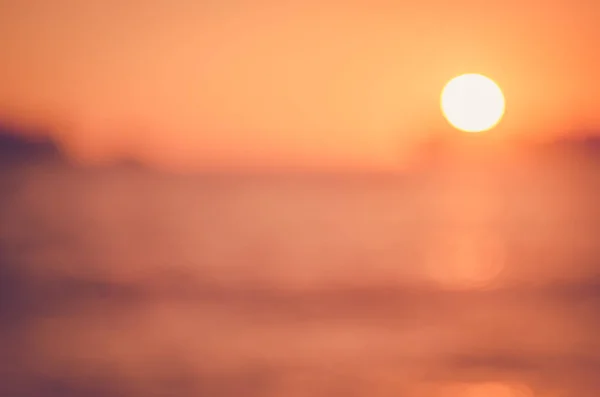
0 159 599 396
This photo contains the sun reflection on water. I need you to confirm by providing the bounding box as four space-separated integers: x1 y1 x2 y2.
439 382 533 397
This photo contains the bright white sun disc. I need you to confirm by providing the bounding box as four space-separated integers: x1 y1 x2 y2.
441 74 505 133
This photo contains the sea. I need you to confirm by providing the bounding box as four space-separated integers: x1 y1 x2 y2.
0 155 599 396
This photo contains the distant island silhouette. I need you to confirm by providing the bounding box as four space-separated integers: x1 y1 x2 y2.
0 122 64 165
1 119 600 171
0 122 145 170
537 134 600 157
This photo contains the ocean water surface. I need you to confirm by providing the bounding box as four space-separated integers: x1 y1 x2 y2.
1 159 599 396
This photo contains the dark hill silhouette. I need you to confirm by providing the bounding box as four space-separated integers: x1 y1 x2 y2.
411 131 600 167
538 133 600 157
0 123 65 165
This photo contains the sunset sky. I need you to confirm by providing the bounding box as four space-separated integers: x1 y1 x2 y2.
0 0 599 169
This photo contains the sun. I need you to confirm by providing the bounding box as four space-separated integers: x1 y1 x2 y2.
441 73 505 133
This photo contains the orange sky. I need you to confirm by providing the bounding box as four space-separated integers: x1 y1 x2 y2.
0 0 599 169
